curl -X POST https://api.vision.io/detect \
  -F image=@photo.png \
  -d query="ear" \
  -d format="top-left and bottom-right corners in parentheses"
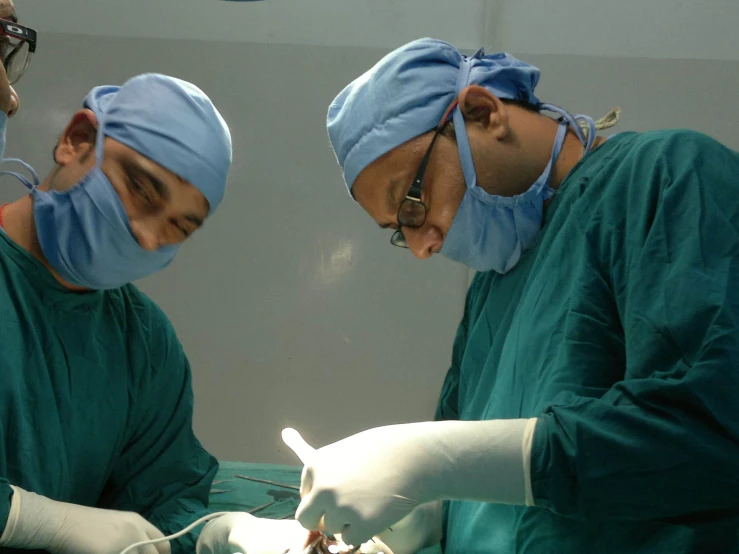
top-left (457, 85), bottom-right (509, 141)
top-left (54, 109), bottom-right (98, 166)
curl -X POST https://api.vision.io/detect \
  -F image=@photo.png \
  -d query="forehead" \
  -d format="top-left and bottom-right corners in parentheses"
top-left (352, 132), bottom-right (430, 210)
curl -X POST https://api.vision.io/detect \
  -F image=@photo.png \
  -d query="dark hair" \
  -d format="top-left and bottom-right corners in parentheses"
top-left (501, 98), bottom-right (540, 113)
top-left (439, 98), bottom-right (540, 139)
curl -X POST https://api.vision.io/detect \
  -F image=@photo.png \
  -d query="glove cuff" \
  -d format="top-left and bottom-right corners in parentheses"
top-left (432, 418), bottom-right (537, 506)
top-left (522, 418), bottom-right (537, 506)
top-left (0, 486), bottom-right (61, 550)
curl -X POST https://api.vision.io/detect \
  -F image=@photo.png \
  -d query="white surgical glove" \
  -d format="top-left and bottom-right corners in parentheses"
top-left (373, 501), bottom-right (443, 554)
top-left (0, 486), bottom-right (169, 554)
top-left (196, 512), bottom-right (391, 554)
top-left (196, 513), bottom-right (310, 554)
top-left (282, 418), bottom-right (537, 547)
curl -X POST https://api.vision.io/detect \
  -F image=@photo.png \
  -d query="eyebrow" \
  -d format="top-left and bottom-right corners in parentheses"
top-left (0, 9), bottom-right (18, 23)
top-left (184, 213), bottom-right (204, 228)
top-left (0, 13), bottom-right (17, 24)
top-left (146, 172), bottom-right (170, 201)
top-left (123, 160), bottom-right (169, 199)
top-left (126, 161), bottom-right (206, 229)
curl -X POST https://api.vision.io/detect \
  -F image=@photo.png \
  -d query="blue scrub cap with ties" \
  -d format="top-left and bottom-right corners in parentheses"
top-left (326, 37), bottom-right (542, 193)
top-left (84, 73), bottom-right (233, 215)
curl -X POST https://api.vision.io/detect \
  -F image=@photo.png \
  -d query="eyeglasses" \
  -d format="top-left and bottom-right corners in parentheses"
top-left (390, 126), bottom-right (443, 248)
top-left (0, 19), bottom-right (37, 85)
top-left (390, 100), bottom-right (458, 249)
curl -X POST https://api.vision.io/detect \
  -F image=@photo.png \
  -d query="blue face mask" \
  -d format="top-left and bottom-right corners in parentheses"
top-left (0, 140), bottom-right (179, 290)
top-left (439, 98), bottom-right (597, 274)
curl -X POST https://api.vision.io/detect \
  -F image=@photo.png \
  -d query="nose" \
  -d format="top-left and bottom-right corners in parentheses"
top-left (7, 86), bottom-right (18, 118)
top-left (404, 225), bottom-right (442, 260)
top-left (129, 219), bottom-right (160, 251)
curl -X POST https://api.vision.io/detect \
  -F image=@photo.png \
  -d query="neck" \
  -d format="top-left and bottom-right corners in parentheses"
top-left (2, 196), bottom-right (88, 291)
top-left (550, 128), bottom-right (605, 190)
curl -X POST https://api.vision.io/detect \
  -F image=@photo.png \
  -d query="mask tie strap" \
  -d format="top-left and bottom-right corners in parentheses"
top-left (453, 55), bottom-right (480, 190)
top-left (539, 103), bottom-right (596, 153)
top-left (0, 158), bottom-right (40, 191)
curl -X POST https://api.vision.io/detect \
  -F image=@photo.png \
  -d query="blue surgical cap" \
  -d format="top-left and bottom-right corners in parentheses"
top-left (84, 74), bottom-right (232, 215)
top-left (327, 38), bottom-right (541, 192)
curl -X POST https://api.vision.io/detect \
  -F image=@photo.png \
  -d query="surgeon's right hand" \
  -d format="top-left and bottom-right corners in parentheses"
top-left (0, 486), bottom-right (169, 554)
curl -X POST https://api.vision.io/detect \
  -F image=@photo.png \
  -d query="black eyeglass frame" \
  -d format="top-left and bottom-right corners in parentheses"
top-left (390, 99), bottom-right (459, 249)
top-left (0, 19), bottom-right (37, 85)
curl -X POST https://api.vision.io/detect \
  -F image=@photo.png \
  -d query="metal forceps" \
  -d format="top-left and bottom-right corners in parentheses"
top-left (235, 474), bottom-right (300, 491)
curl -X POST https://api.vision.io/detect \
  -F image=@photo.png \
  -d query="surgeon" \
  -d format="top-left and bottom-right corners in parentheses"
top-left (0, 0), bottom-right (33, 155)
top-left (0, 73), bottom-right (231, 554)
top-left (202, 37), bottom-right (739, 553)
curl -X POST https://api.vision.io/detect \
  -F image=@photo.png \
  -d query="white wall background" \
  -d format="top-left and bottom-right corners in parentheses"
top-left (2, 0), bottom-right (738, 463)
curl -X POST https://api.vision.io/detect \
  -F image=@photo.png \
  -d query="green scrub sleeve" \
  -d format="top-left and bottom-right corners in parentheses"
top-left (531, 130), bottom-right (739, 522)
top-left (98, 310), bottom-right (218, 554)
top-left (0, 481), bottom-right (11, 536)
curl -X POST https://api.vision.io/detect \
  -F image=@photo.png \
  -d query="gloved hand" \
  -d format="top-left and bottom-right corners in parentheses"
top-left (282, 418), bottom-right (537, 547)
top-left (0, 486), bottom-right (169, 554)
top-left (196, 512), bottom-right (392, 554)
top-left (197, 513), bottom-right (310, 554)
top-left (373, 501), bottom-right (443, 554)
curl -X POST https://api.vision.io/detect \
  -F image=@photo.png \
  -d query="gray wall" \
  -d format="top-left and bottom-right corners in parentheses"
top-left (1, 34), bottom-right (469, 464)
top-left (2, 32), bottom-right (737, 463)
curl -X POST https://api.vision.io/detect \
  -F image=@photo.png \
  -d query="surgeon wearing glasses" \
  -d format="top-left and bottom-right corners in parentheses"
top-left (0, 0), bottom-right (37, 155)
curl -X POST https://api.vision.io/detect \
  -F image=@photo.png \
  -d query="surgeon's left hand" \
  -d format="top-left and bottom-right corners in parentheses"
top-left (283, 419), bottom-right (538, 547)
top-left (195, 512), bottom-right (392, 554)
top-left (196, 513), bottom-right (312, 554)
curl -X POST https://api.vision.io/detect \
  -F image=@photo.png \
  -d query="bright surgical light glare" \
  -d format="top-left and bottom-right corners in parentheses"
top-left (314, 239), bottom-right (355, 285)
top-left (328, 546), bottom-right (340, 554)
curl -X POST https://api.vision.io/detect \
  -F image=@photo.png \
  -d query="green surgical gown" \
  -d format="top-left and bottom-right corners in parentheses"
top-left (0, 230), bottom-right (218, 554)
top-left (436, 130), bottom-right (739, 553)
